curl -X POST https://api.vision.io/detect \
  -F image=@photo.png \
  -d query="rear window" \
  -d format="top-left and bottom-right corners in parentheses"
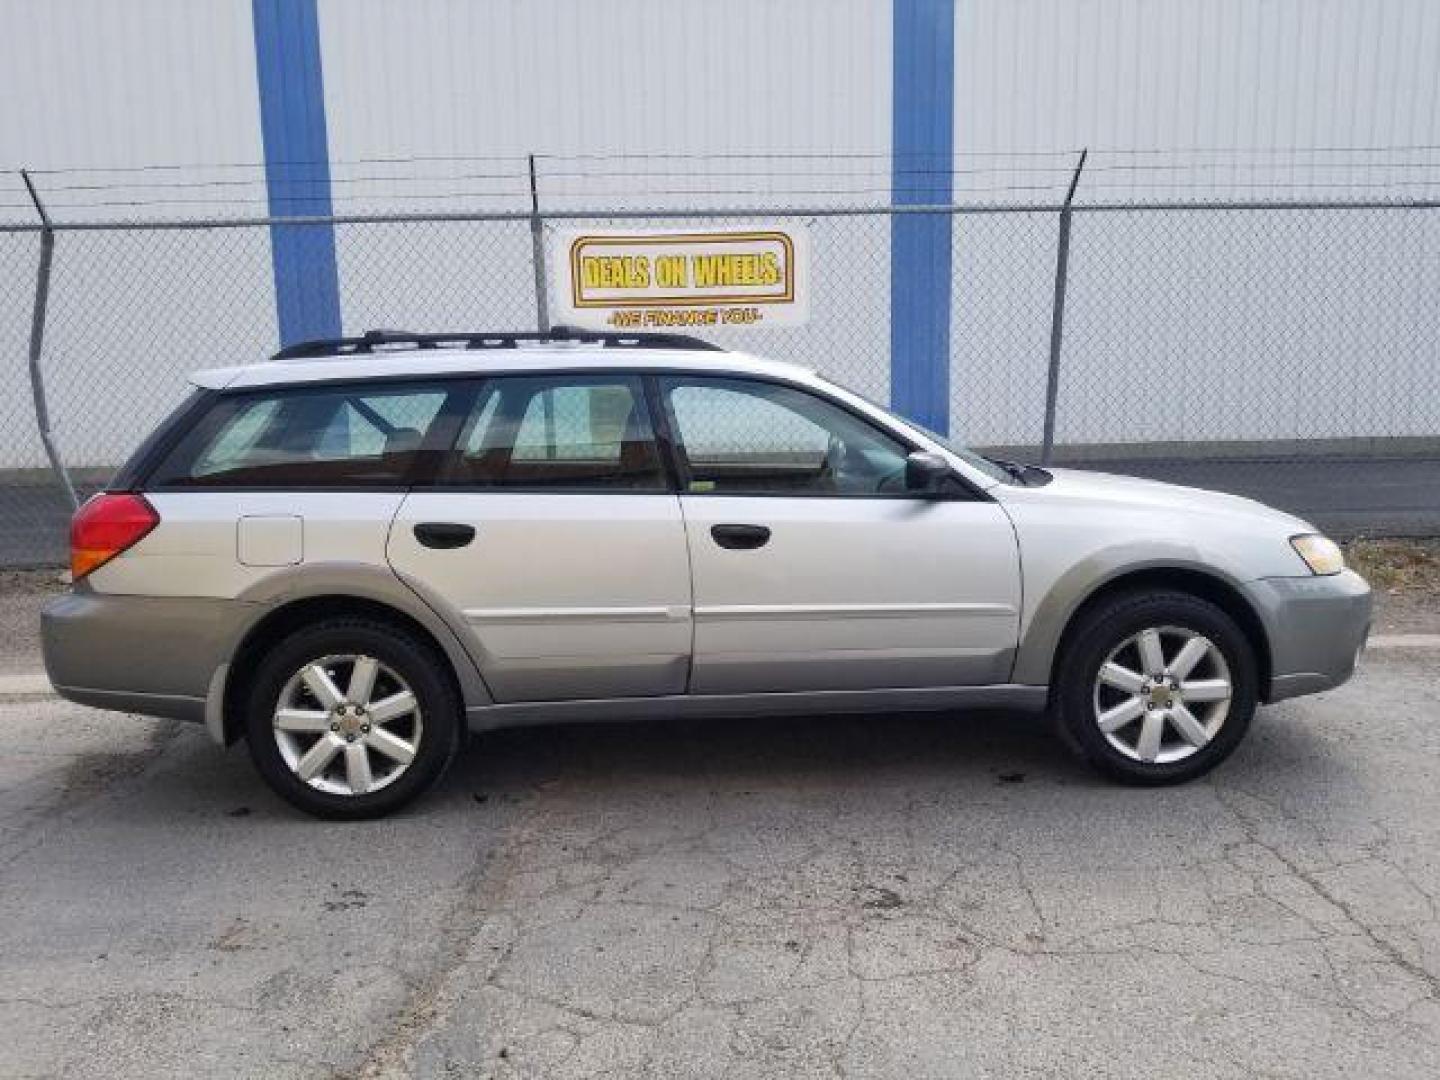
top-left (148, 382), bottom-right (452, 488)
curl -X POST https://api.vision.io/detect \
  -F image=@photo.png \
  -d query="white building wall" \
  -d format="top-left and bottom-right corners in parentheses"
top-left (316, 0), bottom-right (896, 402)
top-left (0, 0), bottom-right (263, 178)
top-left (319, 0), bottom-right (891, 170)
top-left (0, 0), bottom-right (1438, 467)
top-left (948, 0), bottom-right (1440, 447)
top-left (0, 0), bottom-right (274, 469)
top-left (956, 0), bottom-right (1440, 159)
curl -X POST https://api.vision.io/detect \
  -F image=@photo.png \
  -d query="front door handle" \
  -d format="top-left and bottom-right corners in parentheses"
top-left (711, 523), bottom-right (771, 550)
top-left (414, 522), bottom-right (476, 549)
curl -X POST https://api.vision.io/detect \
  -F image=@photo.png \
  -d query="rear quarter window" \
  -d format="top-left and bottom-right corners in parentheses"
top-left (147, 382), bottom-right (452, 488)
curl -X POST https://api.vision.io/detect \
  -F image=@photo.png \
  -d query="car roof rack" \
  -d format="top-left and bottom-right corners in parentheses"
top-left (270, 325), bottom-right (725, 361)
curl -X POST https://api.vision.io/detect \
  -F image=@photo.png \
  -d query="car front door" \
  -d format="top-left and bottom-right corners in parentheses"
top-left (388, 373), bottom-right (692, 702)
top-left (656, 375), bottom-right (1021, 695)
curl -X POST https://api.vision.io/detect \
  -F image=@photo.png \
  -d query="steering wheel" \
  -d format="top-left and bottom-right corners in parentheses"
top-left (875, 463), bottom-right (909, 493)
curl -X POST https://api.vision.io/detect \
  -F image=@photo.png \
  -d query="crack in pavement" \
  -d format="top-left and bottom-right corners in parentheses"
top-left (334, 788), bottom-right (548, 1080)
top-left (357, 711), bottom-right (1440, 1077)
top-left (7, 658), bottom-right (1440, 1078)
top-left (1208, 777), bottom-right (1440, 1004)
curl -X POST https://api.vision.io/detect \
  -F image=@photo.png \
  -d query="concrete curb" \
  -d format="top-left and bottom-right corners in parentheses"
top-left (1368, 634), bottom-right (1440, 650)
top-left (0, 672), bottom-right (53, 699)
top-left (0, 633), bottom-right (1435, 704)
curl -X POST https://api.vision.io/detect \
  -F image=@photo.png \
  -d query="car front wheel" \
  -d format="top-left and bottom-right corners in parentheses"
top-left (1053, 590), bottom-right (1258, 785)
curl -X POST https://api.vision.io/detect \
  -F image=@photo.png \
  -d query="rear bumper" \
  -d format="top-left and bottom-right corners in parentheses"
top-left (1243, 569), bottom-right (1371, 703)
top-left (42, 589), bottom-right (255, 725)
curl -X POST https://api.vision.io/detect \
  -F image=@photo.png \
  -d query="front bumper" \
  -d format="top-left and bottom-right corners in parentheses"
top-left (1243, 569), bottom-right (1371, 703)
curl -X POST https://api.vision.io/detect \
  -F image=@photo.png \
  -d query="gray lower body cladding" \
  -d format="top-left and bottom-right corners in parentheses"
top-left (42, 589), bottom-right (260, 724)
top-left (42, 568), bottom-right (1370, 732)
top-left (42, 589), bottom-right (1049, 733)
top-left (1242, 569), bottom-right (1372, 702)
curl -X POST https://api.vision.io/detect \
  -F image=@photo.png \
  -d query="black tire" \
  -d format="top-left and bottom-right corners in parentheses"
top-left (1052, 590), bottom-right (1258, 785)
top-left (244, 617), bottom-right (462, 819)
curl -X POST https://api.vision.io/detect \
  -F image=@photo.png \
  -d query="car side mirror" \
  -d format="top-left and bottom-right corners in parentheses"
top-left (904, 451), bottom-right (952, 495)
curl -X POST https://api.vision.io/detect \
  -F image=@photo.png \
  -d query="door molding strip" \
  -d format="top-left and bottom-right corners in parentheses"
top-left (464, 605), bottom-right (690, 624)
top-left (694, 602), bottom-right (1016, 621)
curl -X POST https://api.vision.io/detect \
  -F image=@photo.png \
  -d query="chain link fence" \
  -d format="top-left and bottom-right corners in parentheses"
top-left (1051, 205), bottom-right (1440, 536)
top-left (3, 197), bottom-right (1438, 566)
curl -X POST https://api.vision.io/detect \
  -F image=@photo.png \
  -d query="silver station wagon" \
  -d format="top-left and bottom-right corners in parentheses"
top-left (43, 329), bottom-right (1371, 818)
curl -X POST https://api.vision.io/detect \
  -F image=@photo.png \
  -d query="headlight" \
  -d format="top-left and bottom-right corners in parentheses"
top-left (1290, 534), bottom-right (1344, 576)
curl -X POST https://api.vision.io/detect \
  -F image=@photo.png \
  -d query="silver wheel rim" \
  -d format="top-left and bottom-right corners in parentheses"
top-left (273, 654), bottom-right (422, 796)
top-left (1092, 626), bottom-right (1232, 765)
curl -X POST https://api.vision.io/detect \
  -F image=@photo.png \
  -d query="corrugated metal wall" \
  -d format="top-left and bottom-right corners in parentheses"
top-left (2, 0), bottom-right (1439, 466)
top-left (319, 0), bottom-right (891, 170)
top-left (957, 0), bottom-right (1440, 156)
top-left (315, 0), bottom-right (896, 399)
top-left (0, 0), bottom-right (264, 213)
top-left (9, 1), bottom-right (1438, 178)
top-left (0, 0), bottom-right (277, 470)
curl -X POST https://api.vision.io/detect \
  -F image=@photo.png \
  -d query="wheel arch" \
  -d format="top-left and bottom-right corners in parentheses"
top-left (1015, 561), bottom-right (1273, 697)
top-left (213, 564), bottom-right (491, 745)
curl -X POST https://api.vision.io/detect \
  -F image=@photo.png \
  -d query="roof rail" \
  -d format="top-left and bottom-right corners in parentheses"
top-left (270, 325), bottom-right (724, 361)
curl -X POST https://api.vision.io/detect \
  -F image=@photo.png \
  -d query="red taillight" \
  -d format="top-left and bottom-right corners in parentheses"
top-left (70, 493), bottom-right (159, 580)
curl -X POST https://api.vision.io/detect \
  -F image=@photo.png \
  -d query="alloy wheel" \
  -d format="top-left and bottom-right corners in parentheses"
top-left (1092, 626), bottom-right (1232, 764)
top-left (272, 654), bottom-right (423, 796)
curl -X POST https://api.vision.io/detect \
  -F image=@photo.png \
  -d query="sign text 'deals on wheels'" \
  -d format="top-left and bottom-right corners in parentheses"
top-left (551, 227), bottom-right (811, 331)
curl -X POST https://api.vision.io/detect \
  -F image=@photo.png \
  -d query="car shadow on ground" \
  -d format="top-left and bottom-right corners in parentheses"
top-left (461, 707), bottom-right (1076, 796)
top-left (434, 701), bottom-right (1350, 827)
top-left (65, 700), bottom-right (1343, 829)
top-left (99, 708), bottom-right (1076, 823)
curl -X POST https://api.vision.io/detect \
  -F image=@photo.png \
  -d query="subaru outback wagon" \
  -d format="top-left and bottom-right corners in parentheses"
top-left (43, 329), bottom-right (1371, 818)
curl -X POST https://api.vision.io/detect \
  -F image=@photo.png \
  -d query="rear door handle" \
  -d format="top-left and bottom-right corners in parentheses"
top-left (710, 523), bottom-right (771, 550)
top-left (414, 522), bottom-right (476, 549)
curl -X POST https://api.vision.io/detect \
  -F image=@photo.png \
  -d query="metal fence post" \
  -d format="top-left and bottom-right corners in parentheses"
top-left (528, 154), bottom-right (550, 332)
top-left (21, 170), bottom-right (78, 510)
top-left (1040, 149), bottom-right (1087, 465)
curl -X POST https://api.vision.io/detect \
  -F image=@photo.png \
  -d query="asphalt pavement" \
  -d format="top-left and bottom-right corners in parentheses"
top-left (3, 648), bottom-right (1439, 1078)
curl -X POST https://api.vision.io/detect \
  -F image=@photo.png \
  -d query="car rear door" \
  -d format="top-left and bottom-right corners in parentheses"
top-left (387, 373), bottom-right (693, 702)
top-left (655, 375), bottom-right (1021, 695)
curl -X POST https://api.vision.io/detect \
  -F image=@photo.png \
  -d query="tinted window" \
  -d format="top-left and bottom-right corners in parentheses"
top-left (441, 375), bottom-right (664, 490)
top-left (660, 377), bottom-right (911, 496)
top-left (150, 383), bottom-right (450, 488)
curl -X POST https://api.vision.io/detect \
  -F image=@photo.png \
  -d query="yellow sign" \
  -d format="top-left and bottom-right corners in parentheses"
top-left (553, 228), bottom-right (810, 330)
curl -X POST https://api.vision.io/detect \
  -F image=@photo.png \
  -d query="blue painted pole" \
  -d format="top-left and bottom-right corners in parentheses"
top-left (251, 0), bottom-right (341, 346)
top-left (890, 0), bottom-right (955, 433)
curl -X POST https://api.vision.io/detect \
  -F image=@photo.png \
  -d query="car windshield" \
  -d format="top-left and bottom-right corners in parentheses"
top-left (815, 376), bottom-right (1012, 484)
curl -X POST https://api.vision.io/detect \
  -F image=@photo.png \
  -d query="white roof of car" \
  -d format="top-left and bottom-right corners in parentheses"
top-left (189, 341), bottom-right (815, 391)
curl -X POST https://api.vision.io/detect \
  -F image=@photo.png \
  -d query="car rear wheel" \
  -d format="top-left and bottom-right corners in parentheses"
top-left (1053, 590), bottom-right (1258, 785)
top-left (245, 617), bottom-right (462, 819)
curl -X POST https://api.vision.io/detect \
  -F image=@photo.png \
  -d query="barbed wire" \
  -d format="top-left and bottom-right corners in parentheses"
top-left (8, 147), bottom-right (1440, 222)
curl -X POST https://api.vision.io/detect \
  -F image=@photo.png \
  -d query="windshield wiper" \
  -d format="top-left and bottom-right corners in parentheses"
top-left (986, 456), bottom-right (1029, 484)
top-left (985, 456), bottom-right (1052, 487)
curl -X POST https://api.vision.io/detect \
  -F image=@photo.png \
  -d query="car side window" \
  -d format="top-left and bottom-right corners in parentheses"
top-left (659, 376), bottom-right (912, 497)
top-left (441, 375), bottom-right (665, 490)
top-left (149, 383), bottom-right (449, 488)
